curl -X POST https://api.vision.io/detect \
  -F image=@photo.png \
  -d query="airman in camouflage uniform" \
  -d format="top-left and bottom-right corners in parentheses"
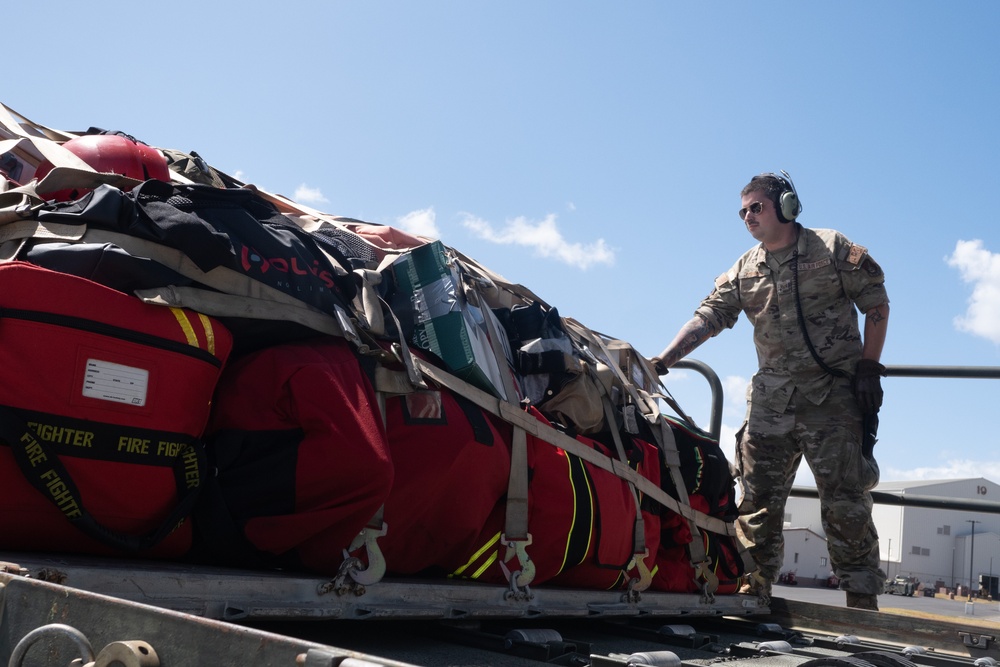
top-left (651, 172), bottom-right (889, 611)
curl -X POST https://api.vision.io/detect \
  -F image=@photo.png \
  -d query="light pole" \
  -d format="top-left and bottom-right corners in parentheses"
top-left (887, 538), bottom-right (892, 579)
top-left (968, 519), bottom-right (979, 600)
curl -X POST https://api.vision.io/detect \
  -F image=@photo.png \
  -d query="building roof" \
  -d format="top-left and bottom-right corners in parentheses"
top-left (875, 479), bottom-right (969, 491)
top-left (798, 478), bottom-right (1000, 494)
top-left (874, 477), bottom-right (999, 493)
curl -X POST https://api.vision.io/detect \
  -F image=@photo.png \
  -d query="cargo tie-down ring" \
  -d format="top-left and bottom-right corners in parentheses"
top-left (9, 623), bottom-right (159, 667)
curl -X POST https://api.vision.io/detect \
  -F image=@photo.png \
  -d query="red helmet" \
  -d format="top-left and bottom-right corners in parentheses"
top-left (35, 134), bottom-right (170, 200)
top-left (131, 140), bottom-right (171, 182)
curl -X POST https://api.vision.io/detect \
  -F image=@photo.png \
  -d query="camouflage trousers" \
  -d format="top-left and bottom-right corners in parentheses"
top-left (735, 383), bottom-right (885, 595)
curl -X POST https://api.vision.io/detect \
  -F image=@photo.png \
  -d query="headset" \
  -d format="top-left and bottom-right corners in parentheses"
top-left (771, 169), bottom-right (802, 223)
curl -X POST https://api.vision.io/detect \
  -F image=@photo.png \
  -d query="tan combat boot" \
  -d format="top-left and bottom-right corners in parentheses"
top-left (738, 573), bottom-right (772, 605)
top-left (846, 592), bottom-right (879, 610)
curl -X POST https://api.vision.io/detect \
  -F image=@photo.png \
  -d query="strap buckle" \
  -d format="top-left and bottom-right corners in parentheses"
top-left (622, 549), bottom-right (653, 603)
top-left (499, 533), bottom-right (535, 600)
top-left (319, 521), bottom-right (388, 595)
top-left (345, 520), bottom-right (388, 586)
top-left (693, 559), bottom-right (719, 604)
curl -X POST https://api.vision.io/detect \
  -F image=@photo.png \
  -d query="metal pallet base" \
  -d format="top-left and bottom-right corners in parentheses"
top-left (0, 551), bottom-right (762, 622)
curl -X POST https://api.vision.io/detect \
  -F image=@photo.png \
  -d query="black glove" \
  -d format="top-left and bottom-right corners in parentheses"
top-left (854, 359), bottom-right (886, 415)
top-left (651, 357), bottom-right (669, 376)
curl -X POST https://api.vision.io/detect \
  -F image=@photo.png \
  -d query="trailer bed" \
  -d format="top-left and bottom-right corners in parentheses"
top-left (3, 552), bottom-right (999, 667)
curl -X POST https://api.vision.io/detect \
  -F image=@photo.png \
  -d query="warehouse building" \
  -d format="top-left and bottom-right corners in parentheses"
top-left (780, 477), bottom-right (1000, 595)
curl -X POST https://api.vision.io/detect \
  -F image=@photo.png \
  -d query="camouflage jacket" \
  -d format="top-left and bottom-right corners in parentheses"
top-left (695, 224), bottom-right (888, 411)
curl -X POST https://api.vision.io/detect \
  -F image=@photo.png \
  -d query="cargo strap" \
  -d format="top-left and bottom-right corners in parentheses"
top-left (459, 278), bottom-right (535, 590)
top-left (0, 204), bottom-right (364, 343)
top-left (0, 175), bottom-right (109, 262)
top-left (36, 166), bottom-right (141, 199)
top-left (76, 228), bottom-right (360, 343)
top-left (363, 254), bottom-right (426, 389)
top-left (562, 319), bottom-right (658, 418)
top-left (501, 427), bottom-right (536, 593)
top-left (463, 282), bottom-right (520, 402)
top-left (412, 357), bottom-right (731, 537)
top-left (352, 269), bottom-right (386, 337)
top-left (455, 244), bottom-right (570, 565)
top-left (134, 285), bottom-right (355, 340)
top-left (655, 414), bottom-right (717, 598)
top-left (596, 378), bottom-right (652, 593)
top-left (0, 404), bottom-right (203, 553)
top-left (564, 319), bottom-right (698, 429)
top-left (343, 363), bottom-right (391, 589)
top-left (0, 166), bottom-right (138, 223)
top-left (452, 250), bottom-right (549, 311)
top-left (344, 326), bottom-right (427, 589)
top-left (0, 137), bottom-right (95, 190)
top-left (0, 103), bottom-right (77, 142)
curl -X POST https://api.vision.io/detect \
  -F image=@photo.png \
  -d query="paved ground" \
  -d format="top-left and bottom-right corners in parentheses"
top-left (772, 582), bottom-right (1000, 623)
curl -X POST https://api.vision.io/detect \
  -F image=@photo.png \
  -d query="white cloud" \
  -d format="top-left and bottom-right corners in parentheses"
top-left (294, 184), bottom-right (329, 205)
top-left (460, 213), bottom-right (615, 270)
top-left (716, 374), bottom-right (747, 457)
top-left (722, 375), bottom-right (748, 415)
top-left (947, 240), bottom-right (1000, 344)
top-left (397, 207), bottom-right (440, 240)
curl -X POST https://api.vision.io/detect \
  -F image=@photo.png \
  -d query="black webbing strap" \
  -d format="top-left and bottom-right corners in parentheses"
top-left (0, 405), bottom-right (204, 552)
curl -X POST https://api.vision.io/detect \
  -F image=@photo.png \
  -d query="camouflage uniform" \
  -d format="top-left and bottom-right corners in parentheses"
top-left (694, 224), bottom-right (887, 596)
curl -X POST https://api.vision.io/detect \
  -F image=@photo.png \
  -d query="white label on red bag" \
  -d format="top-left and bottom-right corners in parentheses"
top-left (82, 359), bottom-right (149, 407)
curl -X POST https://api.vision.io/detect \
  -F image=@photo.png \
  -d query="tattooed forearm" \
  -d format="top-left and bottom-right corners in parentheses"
top-left (866, 305), bottom-right (887, 326)
top-left (653, 315), bottom-right (718, 371)
top-left (861, 302), bottom-right (890, 363)
top-left (668, 318), bottom-right (715, 364)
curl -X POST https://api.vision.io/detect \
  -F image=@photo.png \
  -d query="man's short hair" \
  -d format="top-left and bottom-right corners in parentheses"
top-left (741, 173), bottom-right (787, 210)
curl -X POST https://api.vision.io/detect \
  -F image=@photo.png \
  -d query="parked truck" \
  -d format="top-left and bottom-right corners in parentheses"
top-left (884, 575), bottom-right (917, 596)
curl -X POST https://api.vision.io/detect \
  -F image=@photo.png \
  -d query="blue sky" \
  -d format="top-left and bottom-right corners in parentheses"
top-left (10, 1), bottom-right (1000, 488)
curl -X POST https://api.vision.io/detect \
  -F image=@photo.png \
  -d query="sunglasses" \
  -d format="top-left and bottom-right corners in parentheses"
top-left (738, 201), bottom-right (764, 220)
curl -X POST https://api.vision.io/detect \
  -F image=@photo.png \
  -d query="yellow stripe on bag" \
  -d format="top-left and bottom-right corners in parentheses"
top-left (560, 454), bottom-right (595, 574)
top-left (451, 531), bottom-right (502, 578)
top-left (196, 312), bottom-right (216, 355)
top-left (169, 308), bottom-right (199, 348)
top-left (470, 550), bottom-right (499, 579)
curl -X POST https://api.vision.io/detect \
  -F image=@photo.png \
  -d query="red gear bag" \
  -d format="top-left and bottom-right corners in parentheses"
top-left (200, 337), bottom-right (392, 575)
top-left (0, 261), bottom-right (232, 556)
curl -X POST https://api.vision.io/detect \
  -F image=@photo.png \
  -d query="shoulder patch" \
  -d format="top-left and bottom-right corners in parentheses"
top-left (846, 243), bottom-right (867, 266)
top-left (862, 257), bottom-right (883, 278)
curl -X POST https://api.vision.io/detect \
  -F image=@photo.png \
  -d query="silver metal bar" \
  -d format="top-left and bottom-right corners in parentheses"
top-left (885, 365), bottom-right (1000, 379)
top-left (667, 363), bottom-right (1000, 444)
top-left (790, 486), bottom-right (1000, 514)
top-left (672, 358), bottom-right (723, 440)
